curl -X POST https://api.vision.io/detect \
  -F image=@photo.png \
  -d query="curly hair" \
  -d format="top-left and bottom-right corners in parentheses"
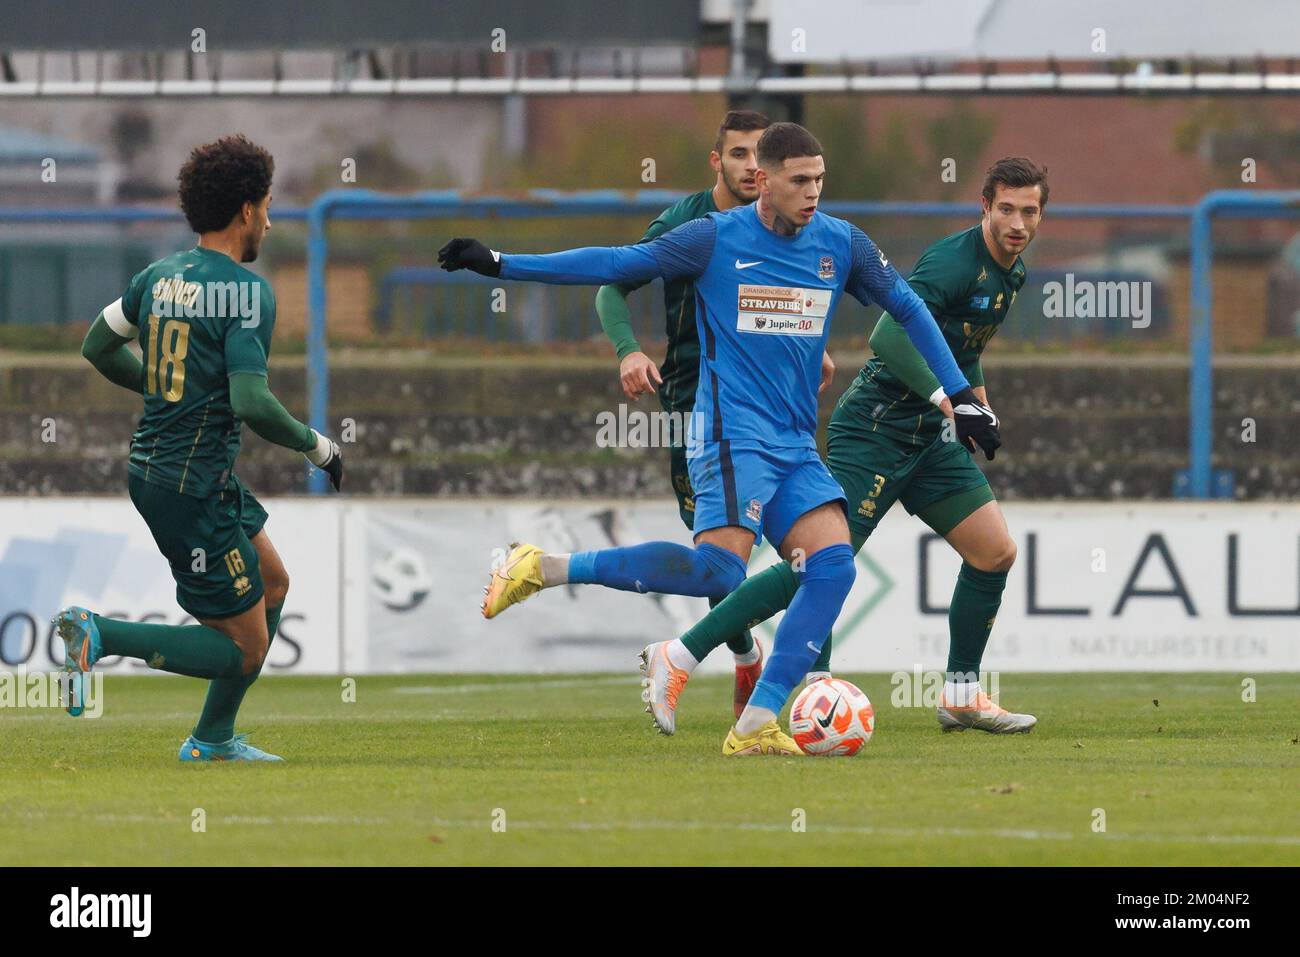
top-left (177, 135), bottom-right (274, 233)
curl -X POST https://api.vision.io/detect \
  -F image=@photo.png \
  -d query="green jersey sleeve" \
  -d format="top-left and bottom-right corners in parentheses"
top-left (119, 268), bottom-right (152, 326)
top-left (869, 313), bottom-right (943, 403)
top-left (872, 243), bottom-right (979, 402)
top-left (223, 280), bottom-right (276, 377)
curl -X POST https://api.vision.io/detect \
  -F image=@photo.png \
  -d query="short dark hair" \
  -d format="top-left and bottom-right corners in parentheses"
top-left (756, 122), bottom-right (823, 169)
top-left (713, 109), bottom-right (771, 153)
top-left (982, 156), bottom-right (1049, 209)
top-left (177, 134), bottom-right (274, 234)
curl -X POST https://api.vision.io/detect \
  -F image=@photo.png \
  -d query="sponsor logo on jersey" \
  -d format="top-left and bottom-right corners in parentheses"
top-left (969, 295), bottom-right (990, 309)
top-left (746, 499), bottom-right (763, 522)
top-left (818, 255), bottom-right (836, 280)
top-left (735, 259), bottom-right (764, 270)
top-left (736, 284), bottom-right (830, 336)
top-left (977, 266), bottom-right (988, 282)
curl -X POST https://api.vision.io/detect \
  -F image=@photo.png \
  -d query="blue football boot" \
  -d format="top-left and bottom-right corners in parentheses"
top-left (179, 732), bottom-right (284, 762)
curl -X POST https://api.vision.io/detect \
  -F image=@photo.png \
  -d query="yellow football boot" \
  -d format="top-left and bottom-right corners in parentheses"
top-left (722, 720), bottom-right (803, 756)
top-left (481, 542), bottom-right (545, 619)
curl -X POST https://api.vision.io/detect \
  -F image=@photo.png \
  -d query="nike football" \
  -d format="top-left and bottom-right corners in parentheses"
top-left (789, 678), bottom-right (875, 756)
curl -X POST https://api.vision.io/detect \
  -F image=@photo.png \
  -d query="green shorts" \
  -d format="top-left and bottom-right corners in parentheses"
top-left (128, 472), bottom-right (268, 620)
top-left (668, 439), bottom-right (697, 531)
top-left (826, 407), bottom-right (993, 540)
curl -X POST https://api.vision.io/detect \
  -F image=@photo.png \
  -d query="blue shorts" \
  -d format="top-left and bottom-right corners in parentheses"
top-left (687, 442), bottom-right (847, 549)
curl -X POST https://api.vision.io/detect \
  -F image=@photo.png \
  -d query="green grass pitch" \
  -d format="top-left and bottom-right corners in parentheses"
top-left (2, 672), bottom-right (1297, 866)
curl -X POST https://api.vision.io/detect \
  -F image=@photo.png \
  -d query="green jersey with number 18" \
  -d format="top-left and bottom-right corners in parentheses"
top-left (106, 246), bottom-right (276, 497)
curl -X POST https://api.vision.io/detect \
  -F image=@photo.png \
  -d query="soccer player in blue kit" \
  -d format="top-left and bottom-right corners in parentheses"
top-left (439, 123), bottom-right (999, 756)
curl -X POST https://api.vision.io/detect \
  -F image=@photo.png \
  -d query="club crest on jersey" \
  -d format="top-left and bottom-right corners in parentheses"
top-left (818, 256), bottom-right (835, 280)
top-left (746, 499), bottom-right (763, 522)
top-left (969, 295), bottom-right (990, 309)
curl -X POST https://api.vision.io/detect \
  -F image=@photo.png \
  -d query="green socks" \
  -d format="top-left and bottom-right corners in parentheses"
top-left (946, 563), bottom-right (1008, 679)
top-left (680, 562), bottom-right (799, 663)
top-left (711, 595), bottom-right (756, 657)
top-left (193, 603), bottom-right (281, 744)
top-left (679, 530), bottom-right (870, 667)
top-left (94, 615), bottom-right (243, 680)
top-left (673, 536), bottom-right (1006, 680)
top-left (810, 631), bottom-right (833, 674)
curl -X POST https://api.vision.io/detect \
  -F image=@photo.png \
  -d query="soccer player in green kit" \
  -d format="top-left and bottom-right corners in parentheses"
top-left (595, 110), bottom-right (837, 728)
top-left (652, 157), bottom-right (1047, 734)
top-left (55, 134), bottom-right (343, 761)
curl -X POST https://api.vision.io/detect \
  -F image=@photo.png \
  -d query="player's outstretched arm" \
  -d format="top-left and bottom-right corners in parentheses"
top-left (228, 373), bottom-right (343, 491)
top-left (81, 310), bottom-right (143, 394)
top-left (438, 216), bottom-right (716, 287)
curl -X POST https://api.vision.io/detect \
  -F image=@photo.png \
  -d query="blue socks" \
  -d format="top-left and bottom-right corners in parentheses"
top-left (568, 541), bottom-right (746, 600)
top-left (748, 543), bottom-right (856, 714)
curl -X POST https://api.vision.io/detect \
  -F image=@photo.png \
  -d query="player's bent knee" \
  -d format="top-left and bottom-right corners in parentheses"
top-left (265, 571), bottom-right (289, 608)
top-left (696, 541), bottom-right (748, 599)
top-left (970, 536), bottom-right (1017, 573)
top-left (232, 631), bottom-right (269, 676)
top-left (240, 640), bottom-right (268, 676)
top-left (804, 543), bottom-right (856, 599)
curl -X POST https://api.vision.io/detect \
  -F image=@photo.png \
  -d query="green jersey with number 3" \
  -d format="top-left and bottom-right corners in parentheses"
top-left (117, 245), bottom-right (276, 497)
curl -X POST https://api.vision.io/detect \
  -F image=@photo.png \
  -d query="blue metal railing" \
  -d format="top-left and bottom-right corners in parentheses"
top-left (300, 190), bottom-right (1200, 493)
top-left (1183, 190), bottom-right (1300, 498)
top-left (3, 190), bottom-right (1295, 497)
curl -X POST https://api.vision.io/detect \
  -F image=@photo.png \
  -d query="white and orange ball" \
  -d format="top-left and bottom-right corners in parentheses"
top-left (789, 678), bottom-right (875, 756)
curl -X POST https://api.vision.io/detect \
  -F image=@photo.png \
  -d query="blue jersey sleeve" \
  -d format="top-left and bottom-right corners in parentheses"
top-left (501, 216), bottom-right (715, 285)
top-left (846, 225), bottom-right (969, 397)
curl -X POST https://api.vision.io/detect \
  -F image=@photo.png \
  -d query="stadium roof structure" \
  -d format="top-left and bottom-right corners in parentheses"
top-left (764, 0), bottom-right (1300, 63)
top-left (1, 0), bottom-right (1298, 97)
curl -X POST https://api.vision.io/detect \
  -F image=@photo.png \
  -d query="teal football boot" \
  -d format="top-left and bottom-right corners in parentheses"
top-left (51, 606), bottom-right (102, 717)
top-left (179, 732), bottom-right (284, 762)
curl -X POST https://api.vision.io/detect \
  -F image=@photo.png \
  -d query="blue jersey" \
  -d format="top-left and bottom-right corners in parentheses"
top-left (500, 204), bottom-right (968, 450)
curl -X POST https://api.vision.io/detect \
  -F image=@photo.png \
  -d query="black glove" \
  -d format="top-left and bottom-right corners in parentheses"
top-left (949, 386), bottom-right (1001, 461)
top-left (304, 429), bottom-right (344, 491)
top-left (437, 238), bottom-right (502, 277)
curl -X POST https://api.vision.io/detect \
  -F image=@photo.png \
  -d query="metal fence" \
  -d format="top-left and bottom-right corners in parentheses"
top-left (3, 190), bottom-right (1298, 497)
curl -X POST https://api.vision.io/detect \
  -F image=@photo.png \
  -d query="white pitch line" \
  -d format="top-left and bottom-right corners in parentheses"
top-left (389, 676), bottom-right (640, 695)
top-left (10, 809), bottom-right (1298, 846)
top-left (418, 818), bottom-right (1300, 847)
